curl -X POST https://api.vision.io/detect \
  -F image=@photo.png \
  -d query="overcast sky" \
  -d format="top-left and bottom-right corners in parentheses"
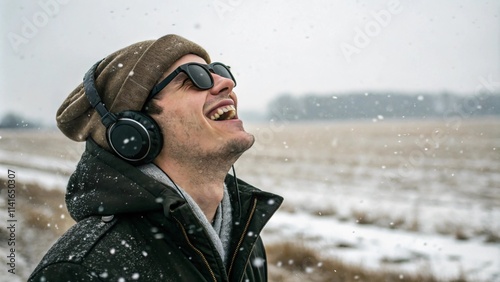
top-left (1, 0), bottom-right (499, 126)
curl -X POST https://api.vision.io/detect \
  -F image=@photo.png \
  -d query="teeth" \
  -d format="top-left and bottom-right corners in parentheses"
top-left (226, 110), bottom-right (236, 120)
top-left (210, 105), bottom-right (236, 121)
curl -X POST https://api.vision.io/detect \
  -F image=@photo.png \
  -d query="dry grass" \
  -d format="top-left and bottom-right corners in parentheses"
top-left (0, 177), bottom-right (74, 270)
top-left (266, 241), bottom-right (466, 282)
top-left (20, 184), bottom-right (74, 234)
top-left (349, 209), bottom-right (420, 232)
top-left (0, 178), bottom-right (74, 234)
top-left (243, 118), bottom-right (500, 176)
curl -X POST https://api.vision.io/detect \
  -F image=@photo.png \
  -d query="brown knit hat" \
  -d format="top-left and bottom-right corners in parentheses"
top-left (56, 34), bottom-right (211, 150)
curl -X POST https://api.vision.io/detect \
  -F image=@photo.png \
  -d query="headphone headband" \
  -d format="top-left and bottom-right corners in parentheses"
top-left (83, 60), bottom-right (117, 127)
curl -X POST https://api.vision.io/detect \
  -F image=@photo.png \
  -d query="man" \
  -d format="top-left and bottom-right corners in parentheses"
top-left (29, 34), bottom-right (283, 282)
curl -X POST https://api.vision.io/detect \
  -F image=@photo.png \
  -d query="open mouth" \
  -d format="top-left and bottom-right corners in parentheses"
top-left (209, 105), bottom-right (237, 121)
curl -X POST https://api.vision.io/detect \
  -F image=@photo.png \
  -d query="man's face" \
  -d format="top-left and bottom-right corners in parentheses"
top-left (151, 54), bottom-right (255, 165)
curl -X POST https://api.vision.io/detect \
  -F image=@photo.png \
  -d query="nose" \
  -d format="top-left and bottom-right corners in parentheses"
top-left (209, 73), bottom-right (235, 96)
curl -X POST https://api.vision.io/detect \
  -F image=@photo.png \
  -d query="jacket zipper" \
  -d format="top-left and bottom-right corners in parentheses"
top-left (227, 198), bottom-right (258, 280)
top-left (173, 217), bottom-right (217, 282)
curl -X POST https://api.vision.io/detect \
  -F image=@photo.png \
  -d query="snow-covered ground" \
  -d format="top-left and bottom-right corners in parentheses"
top-left (239, 119), bottom-right (500, 281)
top-left (0, 119), bottom-right (499, 281)
top-left (257, 176), bottom-right (500, 281)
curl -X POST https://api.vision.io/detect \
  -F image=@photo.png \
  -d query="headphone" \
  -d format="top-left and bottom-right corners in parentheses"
top-left (83, 60), bottom-right (163, 164)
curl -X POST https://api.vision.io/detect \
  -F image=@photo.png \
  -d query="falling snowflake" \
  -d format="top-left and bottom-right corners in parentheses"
top-left (252, 257), bottom-right (265, 268)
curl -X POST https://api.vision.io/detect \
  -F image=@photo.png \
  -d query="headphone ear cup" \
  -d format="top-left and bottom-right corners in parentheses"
top-left (106, 111), bottom-right (163, 164)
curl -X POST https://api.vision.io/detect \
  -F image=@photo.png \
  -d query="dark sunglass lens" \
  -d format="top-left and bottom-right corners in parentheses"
top-left (212, 64), bottom-right (232, 79)
top-left (187, 64), bottom-right (212, 89)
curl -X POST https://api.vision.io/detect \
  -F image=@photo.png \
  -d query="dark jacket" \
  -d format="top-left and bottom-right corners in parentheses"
top-left (29, 139), bottom-right (283, 282)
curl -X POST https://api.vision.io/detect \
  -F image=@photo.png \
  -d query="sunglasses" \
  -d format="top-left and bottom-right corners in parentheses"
top-left (148, 62), bottom-right (236, 100)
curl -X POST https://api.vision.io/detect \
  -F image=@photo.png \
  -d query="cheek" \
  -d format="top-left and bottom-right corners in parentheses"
top-left (230, 92), bottom-right (238, 107)
top-left (161, 106), bottom-right (205, 135)
top-left (155, 94), bottom-right (208, 132)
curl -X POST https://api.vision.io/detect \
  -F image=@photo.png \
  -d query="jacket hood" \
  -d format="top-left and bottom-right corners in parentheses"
top-left (66, 139), bottom-right (184, 222)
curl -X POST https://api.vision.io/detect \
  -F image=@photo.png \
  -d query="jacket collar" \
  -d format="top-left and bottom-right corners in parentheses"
top-left (66, 139), bottom-right (283, 226)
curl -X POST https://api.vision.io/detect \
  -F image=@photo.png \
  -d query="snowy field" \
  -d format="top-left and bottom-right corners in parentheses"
top-left (0, 118), bottom-right (499, 281)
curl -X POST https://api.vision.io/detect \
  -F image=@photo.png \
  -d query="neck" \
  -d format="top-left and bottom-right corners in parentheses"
top-left (154, 157), bottom-right (235, 222)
